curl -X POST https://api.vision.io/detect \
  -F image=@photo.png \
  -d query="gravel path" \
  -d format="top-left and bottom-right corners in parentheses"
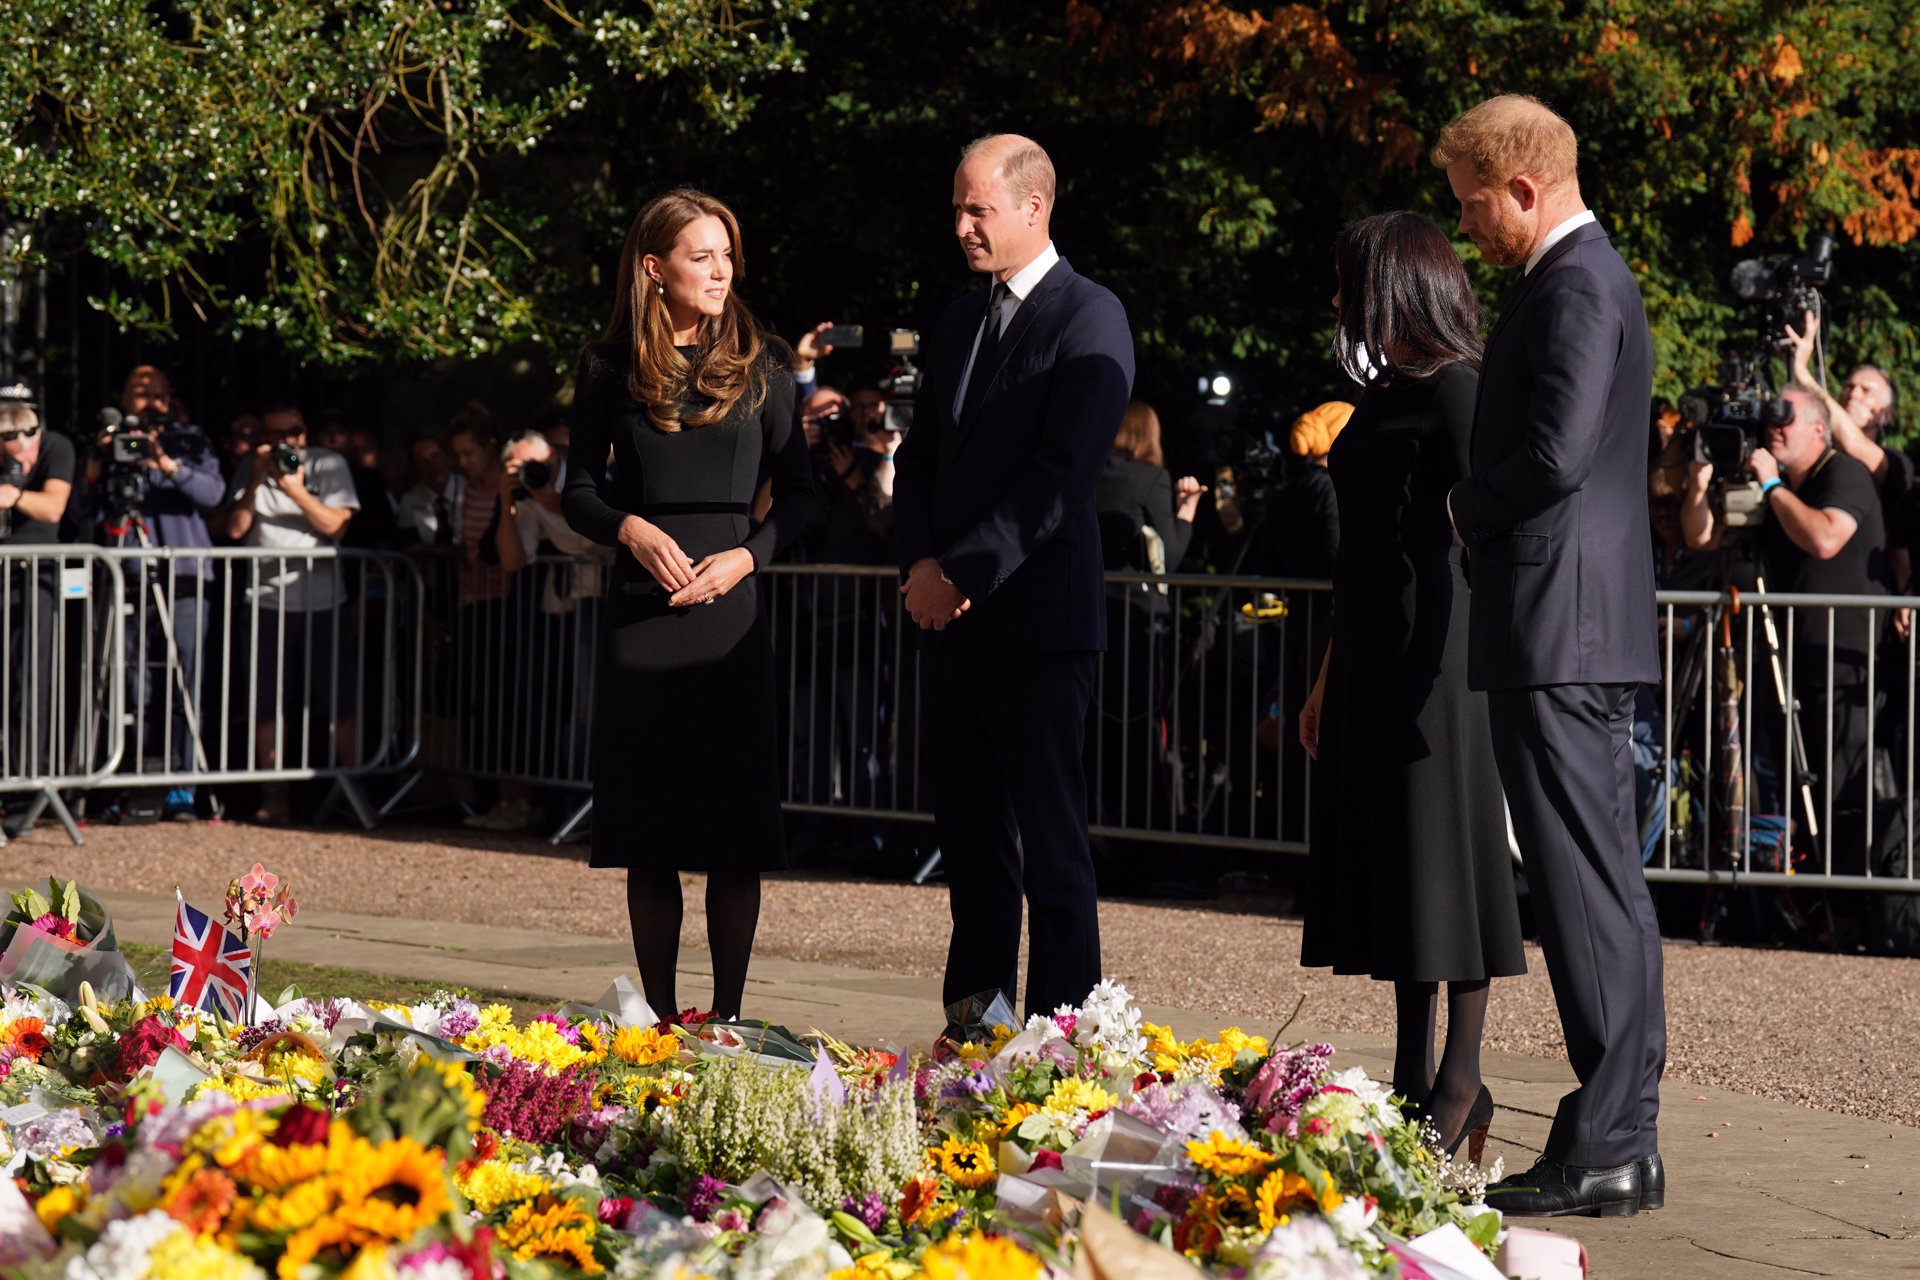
top-left (9, 820), bottom-right (1917, 1128)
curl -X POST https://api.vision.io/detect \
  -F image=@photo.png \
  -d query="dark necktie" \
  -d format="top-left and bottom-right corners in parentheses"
top-left (961, 282), bottom-right (1012, 423)
top-left (433, 494), bottom-right (453, 544)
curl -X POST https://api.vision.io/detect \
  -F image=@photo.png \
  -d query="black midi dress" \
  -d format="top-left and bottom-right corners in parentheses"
top-left (562, 343), bottom-right (814, 871)
top-left (1299, 362), bottom-right (1526, 982)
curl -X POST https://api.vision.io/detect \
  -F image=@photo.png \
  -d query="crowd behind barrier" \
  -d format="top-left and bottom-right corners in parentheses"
top-left (5, 539), bottom-right (1919, 893)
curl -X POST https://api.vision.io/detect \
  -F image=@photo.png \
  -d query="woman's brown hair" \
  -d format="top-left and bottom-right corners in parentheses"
top-left (601, 188), bottom-right (769, 432)
top-left (1112, 400), bottom-right (1164, 468)
top-left (1334, 211), bottom-right (1482, 385)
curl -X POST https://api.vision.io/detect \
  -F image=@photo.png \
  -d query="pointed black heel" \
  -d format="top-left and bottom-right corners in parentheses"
top-left (1437, 1085), bottom-right (1495, 1162)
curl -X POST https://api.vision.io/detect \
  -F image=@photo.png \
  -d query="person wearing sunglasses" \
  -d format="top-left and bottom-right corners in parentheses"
top-left (0, 396), bottom-right (76, 799)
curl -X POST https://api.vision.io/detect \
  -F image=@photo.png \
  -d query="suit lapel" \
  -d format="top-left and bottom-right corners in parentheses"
top-left (953, 258), bottom-right (1072, 448)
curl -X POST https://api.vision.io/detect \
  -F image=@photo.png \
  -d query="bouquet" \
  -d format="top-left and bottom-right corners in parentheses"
top-left (0, 878), bottom-right (137, 1002)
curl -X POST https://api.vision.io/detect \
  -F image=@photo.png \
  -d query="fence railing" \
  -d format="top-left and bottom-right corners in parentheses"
top-left (5, 544), bottom-right (1918, 895)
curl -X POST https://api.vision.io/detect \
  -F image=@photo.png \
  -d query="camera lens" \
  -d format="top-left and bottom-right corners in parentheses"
top-left (519, 458), bottom-right (552, 491)
top-left (273, 445), bottom-right (302, 475)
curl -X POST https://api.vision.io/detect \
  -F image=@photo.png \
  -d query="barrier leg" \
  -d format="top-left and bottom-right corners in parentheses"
top-left (912, 847), bottom-right (944, 885)
top-left (314, 777), bottom-right (380, 831)
top-left (6, 785), bottom-right (84, 847)
top-left (549, 795), bottom-right (593, 846)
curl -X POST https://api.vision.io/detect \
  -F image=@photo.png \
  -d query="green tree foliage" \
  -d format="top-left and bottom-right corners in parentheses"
top-left (6, 1), bottom-right (1920, 440)
top-left (0, 0), bottom-right (801, 362)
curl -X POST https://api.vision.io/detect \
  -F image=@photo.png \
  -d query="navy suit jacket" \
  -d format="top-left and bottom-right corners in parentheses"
top-left (1450, 222), bottom-right (1660, 690)
top-left (894, 257), bottom-right (1135, 652)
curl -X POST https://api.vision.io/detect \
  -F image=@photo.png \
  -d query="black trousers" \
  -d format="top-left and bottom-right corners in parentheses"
top-left (1489, 683), bottom-right (1666, 1168)
top-left (928, 647), bottom-right (1100, 1018)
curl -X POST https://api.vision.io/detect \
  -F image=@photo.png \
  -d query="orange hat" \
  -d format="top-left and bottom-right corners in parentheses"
top-left (1289, 401), bottom-right (1355, 457)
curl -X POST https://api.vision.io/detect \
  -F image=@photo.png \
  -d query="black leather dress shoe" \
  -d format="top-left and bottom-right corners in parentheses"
top-left (1636, 1152), bottom-right (1665, 1210)
top-left (1486, 1156), bottom-right (1642, 1218)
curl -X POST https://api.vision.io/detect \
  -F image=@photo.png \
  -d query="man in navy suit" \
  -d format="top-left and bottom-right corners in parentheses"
top-left (893, 133), bottom-right (1135, 1026)
top-left (1435, 96), bottom-right (1666, 1217)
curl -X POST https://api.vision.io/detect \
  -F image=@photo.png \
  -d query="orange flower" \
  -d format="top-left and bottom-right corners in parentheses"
top-left (2, 1017), bottom-right (49, 1061)
top-left (899, 1175), bottom-right (942, 1226)
top-left (166, 1166), bottom-right (240, 1236)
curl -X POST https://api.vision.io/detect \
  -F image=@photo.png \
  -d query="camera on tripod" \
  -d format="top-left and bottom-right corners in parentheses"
top-left (96, 406), bottom-right (162, 465)
top-left (879, 328), bottom-right (920, 435)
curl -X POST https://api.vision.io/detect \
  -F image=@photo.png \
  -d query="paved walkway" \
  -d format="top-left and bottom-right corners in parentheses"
top-left (99, 892), bottom-right (1916, 1277)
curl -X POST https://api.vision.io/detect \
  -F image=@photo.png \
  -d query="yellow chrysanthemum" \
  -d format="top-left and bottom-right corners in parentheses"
top-left (929, 1136), bottom-right (997, 1190)
top-left (191, 1075), bottom-right (299, 1106)
top-left (473, 1004), bottom-right (515, 1036)
top-left (331, 1137), bottom-right (453, 1239)
top-left (576, 1021), bottom-right (609, 1065)
top-left (918, 1231), bottom-right (1044, 1280)
top-left (187, 1108), bottom-right (277, 1170)
top-left (610, 1024), bottom-right (682, 1066)
top-left (1142, 1021), bottom-right (1182, 1058)
top-left (1039, 1078), bottom-right (1116, 1125)
top-left (1217, 1027), bottom-right (1269, 1058)
top-left (34, 1184), bottom-right (83, 1233)
top-left (276, 1217), bottom-right (376, 1280)
top-left (148, 1227), bottom-right (267, 1280)
top-left (1154, 1038), bottom-right (1237, 1085)
top-left (499, 1196), bottom-right (605, 1275)
top-left (455, 1160), bottom-right (553, 1215)
top-left (1185, 1131), bottom-right (1276, 1179)
top-left (250, 1177), bottom-right (336, 1234)
top-left (460, 1019), bottom-right (592, 1075)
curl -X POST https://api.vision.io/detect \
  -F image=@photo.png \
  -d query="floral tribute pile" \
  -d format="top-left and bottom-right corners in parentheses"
top-left (0, 886), bottom-right (1508, 1280)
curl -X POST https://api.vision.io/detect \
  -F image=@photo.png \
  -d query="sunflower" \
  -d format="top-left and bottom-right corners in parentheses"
top-left (929, 1136), bottom-right (997, 1190)
top-left (997, 1103), bottom-right (1038, 1137)
top-left (898, 1175), bottom-right (942, 1227)
top-left (276, 1218), bottom-right (376, 1280)
top-left (1185, 1131), bottom-right (1276, 1179)
top-left (918, 1231), bottom-right (1044, 1280)
top-left (331, 1137), bottom-right (453, 1239)
top-left (499, 1196), bottom-right (605, 1275)
top-left (235, 1137), bottom-right (331, 1194)
top-left (1254, 1170), bottom-right (1315, 1231)
top-left (609, 1024), bottom-right (681, 1066)
top-left (250, 1177), bottom-right (335, 1235)
top-left (575, 1021), bottom-right (609, 1065)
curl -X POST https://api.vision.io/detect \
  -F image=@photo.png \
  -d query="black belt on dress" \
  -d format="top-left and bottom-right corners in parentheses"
top-left (636, 502), bottom-right (751, 516)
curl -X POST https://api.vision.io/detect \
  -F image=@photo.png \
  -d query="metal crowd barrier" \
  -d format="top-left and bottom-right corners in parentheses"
top-left (7, 540), bottom-right (1919, 901)
top-left (1, 545), bottom-right (125, 845)
top-left (1648, 589), bottom-right (1920, 894)
top-left (385, 547), bottom-right (604, 840)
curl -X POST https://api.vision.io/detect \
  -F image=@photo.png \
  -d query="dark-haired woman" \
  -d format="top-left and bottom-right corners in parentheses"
top-left (564, 189), bottom-right (813, 1022)
top-left (1297, 211), bottom-right (1525, 1160)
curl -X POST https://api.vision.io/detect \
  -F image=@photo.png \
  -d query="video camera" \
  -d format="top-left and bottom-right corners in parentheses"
top-left (879, 328), bottom-right (920, 435)
top-left (1674, 235), bottom-right (1835, 529)
top-left (96, 406), bottom-right (164, 465)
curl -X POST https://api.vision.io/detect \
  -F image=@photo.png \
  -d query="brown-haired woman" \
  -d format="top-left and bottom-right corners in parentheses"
top-left (1296, 210), bottom-right (1524, 1159)
top-left (1096, 401), bottom-right (1206, 577)
top-left (563, 187), bottom-right (813, 1022)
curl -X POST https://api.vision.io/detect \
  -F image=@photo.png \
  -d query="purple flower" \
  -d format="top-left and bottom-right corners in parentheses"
top-left (1244, 1044), bottom-right (1333, 1129)
top-left (941, 1066), bottom-right (996, 1103)
top-left (712, 1207), bottom-right (749, 1233)
top-left (230, 1019), bottom-right (286, 1055)
top-left (439, 999), bottom-right (480, 1040)
top-left (686, 1175), bottom-right (726, 1223)
top-left (842, 1191), bottom-right (887, 1232)
top-left (1120, 1081), bottom-right (1244, 1143)
top-left (478, 1060), bottom-right (594, 1143)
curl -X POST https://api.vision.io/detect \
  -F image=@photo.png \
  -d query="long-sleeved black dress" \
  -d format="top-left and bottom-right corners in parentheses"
top-left (563, 343), bottom-right (814, 871)
top-left (1299, 361), bottom-right (1525, 982)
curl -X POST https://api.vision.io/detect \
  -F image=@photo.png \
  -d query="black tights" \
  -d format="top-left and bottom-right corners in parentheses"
top-left (1392, 978), bottom-right (1491, 1145)
top-left (625, 869), bottom-right (762, 1021)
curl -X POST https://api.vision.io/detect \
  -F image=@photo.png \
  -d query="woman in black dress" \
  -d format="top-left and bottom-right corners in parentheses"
top-left (1297, 211), bottom-right (1525, 1159)
top-left (563, 188), bottom-right (813, 1021)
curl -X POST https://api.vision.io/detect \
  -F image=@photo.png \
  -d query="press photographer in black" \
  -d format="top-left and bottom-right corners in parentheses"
top-left (81, 366), bottom-right (226, 819)
top-left (1681, 385), bottom-right (1895, 879)
top-left (0, 392), bottom-right (75, 790)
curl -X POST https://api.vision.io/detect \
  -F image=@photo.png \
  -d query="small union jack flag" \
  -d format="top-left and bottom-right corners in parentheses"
top-left (170, 892), bottom-right (253, 1021)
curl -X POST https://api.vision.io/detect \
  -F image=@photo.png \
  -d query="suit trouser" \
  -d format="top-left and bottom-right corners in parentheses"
top-left (928, 647), bottom-right (1100, 1018)
top-left (1489, 682), bottom-right (1665, 1168)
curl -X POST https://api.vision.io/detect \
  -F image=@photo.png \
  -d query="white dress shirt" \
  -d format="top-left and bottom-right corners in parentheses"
top-left (1526, 209), bottom-right (1598, 275)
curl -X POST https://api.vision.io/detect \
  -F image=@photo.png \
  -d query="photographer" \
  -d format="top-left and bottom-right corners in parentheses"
top-left (1682, 386), bottom-right (1894, 869)
top-left (0, 396), bottom-right (74, 787)
top-left (81, 367), bottom-right (226, 817)
top-left (224, 403), bottom-right (361, 819)
top-left (1784, 311), bottom-right (1912, 628)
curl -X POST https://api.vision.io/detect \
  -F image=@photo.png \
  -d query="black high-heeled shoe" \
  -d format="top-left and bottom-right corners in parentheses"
top-left (1435, 1085), bottom-right (1495, 1162)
